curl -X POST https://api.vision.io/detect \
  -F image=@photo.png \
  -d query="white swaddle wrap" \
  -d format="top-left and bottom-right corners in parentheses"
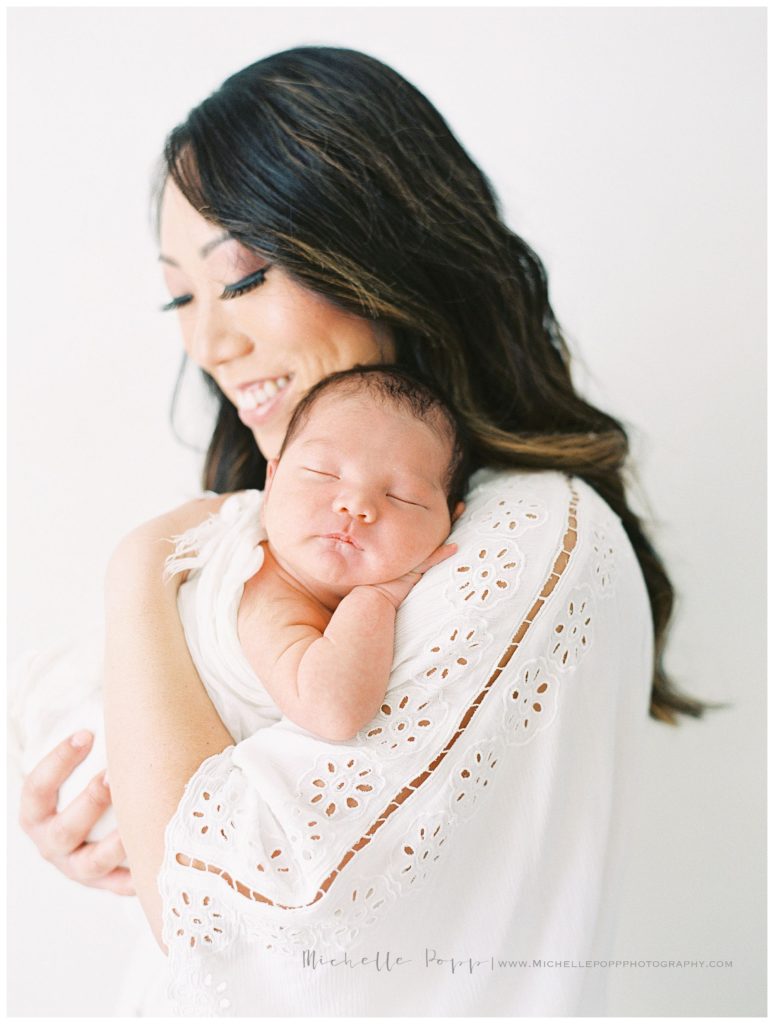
top-left (167, 488), bottom-right (280, 741)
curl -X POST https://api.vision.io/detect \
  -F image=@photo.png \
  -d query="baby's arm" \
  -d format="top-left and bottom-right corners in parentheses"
top-left (272, 588), bottom-right (397, 742)
top-left (243, 543), bottom-right (456, 743)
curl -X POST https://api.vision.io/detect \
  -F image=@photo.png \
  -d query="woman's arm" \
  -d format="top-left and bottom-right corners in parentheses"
top-left (103, 495), bottom-right (236, 951)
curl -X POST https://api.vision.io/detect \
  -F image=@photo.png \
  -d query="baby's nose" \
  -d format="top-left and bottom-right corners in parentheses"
top-left (334, 492), bottom-right (377, 523)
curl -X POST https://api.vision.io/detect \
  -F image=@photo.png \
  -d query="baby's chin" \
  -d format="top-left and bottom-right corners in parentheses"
top-left (305, 550), bottom-right (409, 591)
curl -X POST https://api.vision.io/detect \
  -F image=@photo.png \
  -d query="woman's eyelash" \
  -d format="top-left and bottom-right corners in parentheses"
top-left (160, 294), bottom-right (193, 313)
top-left (220, 266), bottom-right (270, 299)
top-left (160, 266), bottom-right (271, 312)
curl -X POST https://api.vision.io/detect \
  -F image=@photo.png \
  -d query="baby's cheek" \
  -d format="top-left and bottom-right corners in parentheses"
top-left (383, 546), bottom-right (423, 579)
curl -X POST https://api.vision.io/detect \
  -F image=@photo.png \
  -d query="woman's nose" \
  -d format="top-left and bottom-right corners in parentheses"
top-left (334, 490), bottom-right (377, 524)
top-left (185, 299), bottom-right (252, 371)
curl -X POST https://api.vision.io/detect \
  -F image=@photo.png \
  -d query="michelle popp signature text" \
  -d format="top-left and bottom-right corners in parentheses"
top-left (301, 949), bottom-right (496, 975)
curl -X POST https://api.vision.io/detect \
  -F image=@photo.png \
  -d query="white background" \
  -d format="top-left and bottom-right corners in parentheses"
top-left (7, 6), bottom-right (765, 1016)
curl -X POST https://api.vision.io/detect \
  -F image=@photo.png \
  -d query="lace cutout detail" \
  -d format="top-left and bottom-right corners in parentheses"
top-left (241, 876), bottom-right (399, 957)
top-left (446, 541), bottom-right (524, 609)
top-left (449, 738), bottom-right (501, 822)
top-left (328, 875), bottom-right (398, 948)
top-left (413, 617), bottom-right (490, 687)
top-left (252, 840), bottom-right (301, 888)
top-left (168, 888), bottom-right (239, 953)
top-left (243, 914), bottom-right (326, 956)
top-left (358, 689), bottom-right (451, 758)
top-left (172, 967), bottom-right (235, 1016)
top-left (590, 522), bottom-right (617, 598)
top-left (282, 753), bottom-right (387, 868)
top-left (478, 490), bottom-right (548, 537)
top-left (298, 753), bottom-right (385, 823)
top-left (394, 812), bottom-right (452, 891)
top-left (503, 657), bottom-right (559, 744)
top-left (188, 788), bottom-right (238, 848)
top-left (549, 585), bottom-right (594, 671)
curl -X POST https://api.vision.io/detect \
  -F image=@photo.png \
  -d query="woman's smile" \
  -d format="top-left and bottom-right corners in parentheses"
top-left (232, 374), bottom-right (294, 427)
top-left (158, 179), bottom-right (395, 459)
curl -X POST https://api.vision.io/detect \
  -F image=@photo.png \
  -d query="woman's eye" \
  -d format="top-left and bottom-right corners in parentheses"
top-left (159, 265), bottom-right (271, 312)
top-left (160, 294), bottom-right (193, 313)
top-left (220, 266), bottom-right (270, 300)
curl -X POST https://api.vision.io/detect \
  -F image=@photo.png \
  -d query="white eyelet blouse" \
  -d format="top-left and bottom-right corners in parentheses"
top-left (157, 466), bottom-right (654, 1016)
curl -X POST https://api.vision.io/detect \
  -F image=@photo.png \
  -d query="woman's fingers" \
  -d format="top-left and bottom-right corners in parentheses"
top-left (37, 769), bottom-right (113, 862)
top-left (17, 733), bottom-right (135, 894)
top-left (86, 867), bottom-right (136, 897)
top-left (67, 829), bottom-right (133, 892)
top-left (18, 731), bottom-right (95, 835)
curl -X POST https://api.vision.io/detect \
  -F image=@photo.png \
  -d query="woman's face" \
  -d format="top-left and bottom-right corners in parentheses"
top-left (158, 179), bottom-right (395, 459)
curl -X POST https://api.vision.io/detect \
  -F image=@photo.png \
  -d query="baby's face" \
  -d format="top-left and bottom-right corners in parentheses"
top-left (263, 392), bottom-right (456, 599)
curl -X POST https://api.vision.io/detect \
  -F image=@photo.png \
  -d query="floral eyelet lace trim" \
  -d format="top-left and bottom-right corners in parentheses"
top-left (170, 481), bottom-right (580, 910)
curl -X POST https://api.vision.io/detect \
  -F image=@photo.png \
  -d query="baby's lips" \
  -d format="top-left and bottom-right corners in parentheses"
top-left (321, 532), bottom-right (364, 551)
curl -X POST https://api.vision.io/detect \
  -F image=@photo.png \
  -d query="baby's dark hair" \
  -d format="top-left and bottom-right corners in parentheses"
top-left (278, 364), bottom-right (471, 511)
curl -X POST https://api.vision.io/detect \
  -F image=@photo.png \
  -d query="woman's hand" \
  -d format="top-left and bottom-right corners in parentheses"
top-left (18, 731), bottom-right (135, 896)
top-left (366, 541), bottom-right (458, 610)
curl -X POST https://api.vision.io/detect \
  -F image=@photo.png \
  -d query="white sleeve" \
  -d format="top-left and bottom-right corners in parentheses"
top-left (158, 468), bottom-right (654, 1016)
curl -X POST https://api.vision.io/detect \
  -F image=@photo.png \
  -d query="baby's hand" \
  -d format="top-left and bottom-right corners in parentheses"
top-left (365, 542), bottom-right (458, 611)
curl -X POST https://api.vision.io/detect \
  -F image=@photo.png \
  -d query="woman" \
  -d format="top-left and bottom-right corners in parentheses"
top-left (19, 46), bottom-right (712, 1014)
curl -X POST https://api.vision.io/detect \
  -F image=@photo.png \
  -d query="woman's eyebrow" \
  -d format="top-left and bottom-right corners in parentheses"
top-left (158, 231), bottom-right (232, 267)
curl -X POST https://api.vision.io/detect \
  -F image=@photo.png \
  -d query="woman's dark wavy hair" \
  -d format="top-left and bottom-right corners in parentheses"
top-left (158, 45), bottom-right (723, 725)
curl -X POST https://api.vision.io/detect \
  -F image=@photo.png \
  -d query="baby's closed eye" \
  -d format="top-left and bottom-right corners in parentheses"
top-left (387, 494), bottom-right (426, 508)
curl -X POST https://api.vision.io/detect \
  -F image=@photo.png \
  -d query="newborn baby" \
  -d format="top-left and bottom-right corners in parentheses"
top-left (232, 364), bottom-right (468, 742)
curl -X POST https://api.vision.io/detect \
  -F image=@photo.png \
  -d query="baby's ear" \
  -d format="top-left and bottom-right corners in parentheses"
top-left (451, 500), bottom-right (465, 523)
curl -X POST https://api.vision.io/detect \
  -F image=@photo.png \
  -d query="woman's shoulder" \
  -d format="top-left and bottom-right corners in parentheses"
top-left (393, 465), bottom-right (648, 690)
top-left (453, 467), bottom-right (632, 603)
top-left (117, 490), bottom-right (258, 546)
top-left (467, 465), bottom-right (569, 504)
top-left (467, 467), bottom-right (621, 534)
top-left (162, 489), bottom-right (265, 581)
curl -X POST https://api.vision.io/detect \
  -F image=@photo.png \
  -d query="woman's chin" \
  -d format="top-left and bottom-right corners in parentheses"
top-left (251, 426), bottom-right (283, 462)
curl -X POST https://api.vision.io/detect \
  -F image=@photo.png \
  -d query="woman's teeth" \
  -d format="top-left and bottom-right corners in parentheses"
top-left (235, 376), bottom-right (291, 410)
